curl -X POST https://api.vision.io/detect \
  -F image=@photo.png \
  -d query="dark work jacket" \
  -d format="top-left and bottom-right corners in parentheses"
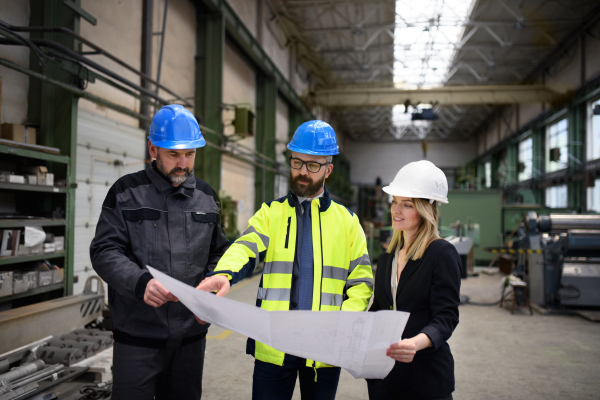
top-left (369, 239), bottom-right (461, 399)
top-left (90, 163), bottom-right (230, 345)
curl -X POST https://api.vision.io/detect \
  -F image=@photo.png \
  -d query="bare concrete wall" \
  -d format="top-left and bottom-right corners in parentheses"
top-left (152, 0), bottom-right (196, 103)
top-left (261, 2), bottom-right (290, 81)
top-left (80, 0), bottom-right (142, 126)
top-left (80, 0), bottom-right (195, 127)
top-left (222, 42), bottom-right (256, 234)
top-left (227, 0), bottom-right (257, 38)
top-left (345, 140), bottom-right (476, 186)
top-left (0, 0), bottom-right (30, 125)
top-left (275, 94), bottom-right (289, 199)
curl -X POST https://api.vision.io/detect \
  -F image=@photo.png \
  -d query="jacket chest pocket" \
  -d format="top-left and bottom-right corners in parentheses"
top-left (186, 212), bottom-right (219, 268)
top-left (122, 208), bottom-right (162, 268)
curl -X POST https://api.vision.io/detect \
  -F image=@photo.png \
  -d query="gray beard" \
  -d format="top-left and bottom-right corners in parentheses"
top-left (156, 155), bottom-right (191, 184)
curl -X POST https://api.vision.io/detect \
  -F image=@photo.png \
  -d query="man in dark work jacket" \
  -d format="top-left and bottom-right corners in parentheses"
top-left (90, 105), bottom-right (229, 399)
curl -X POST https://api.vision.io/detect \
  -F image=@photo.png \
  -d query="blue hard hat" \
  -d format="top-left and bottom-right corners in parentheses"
top-left (287, 120), bottom-right (339, 156)
top-left (148, 105), bottom-right (206, 149)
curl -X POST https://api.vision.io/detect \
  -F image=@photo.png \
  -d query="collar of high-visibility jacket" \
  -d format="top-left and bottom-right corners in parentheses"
top-left (296, 191), bottom-right (325, 214)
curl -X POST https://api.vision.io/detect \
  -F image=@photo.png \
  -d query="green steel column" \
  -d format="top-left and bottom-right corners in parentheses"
top-left (288, 106), bottom-right (304, 140)
top-left (194, 11), bottom-right (224, 190)
top-left (255, 75), bottom-right (276, 209)
top-left (531, 128), bottom-right (545, 204)
top-left (567, 105), bottom-right (585, 211)
top-left (476, 162), bottom-right (485, 190)
top-left (491, 156), bottom-right (501, 188)
top-left (27, 0), bottom-right (80, 296)
top-left (507, 144), bottom-right (518, 186)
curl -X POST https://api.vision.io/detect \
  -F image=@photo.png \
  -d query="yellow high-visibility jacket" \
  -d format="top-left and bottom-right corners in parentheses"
top-left (211, 188), bottom-right (373, 369)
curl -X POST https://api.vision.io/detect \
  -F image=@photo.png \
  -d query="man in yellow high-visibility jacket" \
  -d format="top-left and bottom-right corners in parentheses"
top-left (197, 120), bottom-right (373, 400)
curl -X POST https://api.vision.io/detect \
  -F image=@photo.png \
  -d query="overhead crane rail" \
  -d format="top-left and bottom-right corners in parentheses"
top-left (312, 85), bottom-right (567, 108)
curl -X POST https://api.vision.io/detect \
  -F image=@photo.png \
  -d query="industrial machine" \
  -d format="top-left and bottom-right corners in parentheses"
top-left (445, 219), bottom-right (475, 279)
top-left (523, 213), bottom-right (600, 309)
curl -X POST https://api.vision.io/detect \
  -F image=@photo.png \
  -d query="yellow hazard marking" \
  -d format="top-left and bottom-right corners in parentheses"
top-left (207, 330), bottom-right (232, 339)
top-left (486, 248), bottom-right (543, 254)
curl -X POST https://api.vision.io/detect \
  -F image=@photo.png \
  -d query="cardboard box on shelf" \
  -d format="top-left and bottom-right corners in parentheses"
top-left (8, 175), bottom-right (25, 184)
top-left (12, 272), bottom-right (28, 294)
top-left (24, 166), bottom-right (48, 186)
top-left (24, 271), bottom-right (37, 290)
top-left (38, 270), bottom-right (53, 286)
top-left (0, 173), bottom-right (25, 184)
top-left (43, 242), bottom-right (56, 253)
top-left (52, 268), bottom-right (64, 284)
top-left (17, 244), bottom-right (29, 256)
top-left (12, 271), bottom-right (37, 294)
top-left (26, 175), bottom-right (37, 185)
top-left (1, 229), bottom-right (21, 257)
top-left (1, 124), bottom-right (36, 145)
top-left (28, 242), bottom-right (43, 255)
top-left (0, 271), bottom-right (13, 297)
top-left (45, 173), bottom-right (54, 186)
top-left (54, 236), bottom-right (65, 252)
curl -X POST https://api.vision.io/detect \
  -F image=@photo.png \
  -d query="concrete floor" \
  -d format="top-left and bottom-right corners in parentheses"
top-left (201, 269), bottom-right (600, 400)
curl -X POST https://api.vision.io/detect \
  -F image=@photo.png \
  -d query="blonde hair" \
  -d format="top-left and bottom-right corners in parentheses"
top-left (387, 198), bottom-right (441, 261)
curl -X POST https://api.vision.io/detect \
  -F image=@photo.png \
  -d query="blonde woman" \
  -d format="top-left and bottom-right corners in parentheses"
top-left (367, 160), bottom-right (461, 400)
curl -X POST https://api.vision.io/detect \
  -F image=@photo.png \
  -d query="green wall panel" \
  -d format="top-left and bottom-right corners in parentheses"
top-left (438, 190), bottom-right (504, 263)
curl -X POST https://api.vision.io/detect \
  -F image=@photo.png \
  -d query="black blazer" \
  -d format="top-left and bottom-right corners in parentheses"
top-left (369, 239), bottom-right (461, 399)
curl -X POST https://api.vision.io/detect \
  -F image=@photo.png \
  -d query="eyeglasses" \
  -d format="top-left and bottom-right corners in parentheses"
top-left (289, 157), bottom-right (330, 173)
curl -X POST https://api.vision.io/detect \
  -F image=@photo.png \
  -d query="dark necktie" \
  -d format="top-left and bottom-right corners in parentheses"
top-left (298, 200), bottom-right (314, 310)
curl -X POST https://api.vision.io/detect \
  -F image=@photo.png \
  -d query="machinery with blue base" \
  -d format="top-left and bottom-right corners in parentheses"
top-left (523, 212), bottom-right (600, 309)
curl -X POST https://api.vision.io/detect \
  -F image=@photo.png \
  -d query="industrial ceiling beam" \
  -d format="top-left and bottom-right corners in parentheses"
top-left (301, 19), bottom-right (581, 34)
top-left (320, 43), bottom-right (554, 54)
top-left (312, 85), bottom-right (563, 107)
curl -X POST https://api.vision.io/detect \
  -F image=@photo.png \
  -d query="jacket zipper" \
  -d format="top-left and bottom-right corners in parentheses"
top-left (284, 216), bottom-right (291, 248)
top-left (318, 208), bottom-right (324, 311)
top-left (153, 220), bottom-right (157, 264)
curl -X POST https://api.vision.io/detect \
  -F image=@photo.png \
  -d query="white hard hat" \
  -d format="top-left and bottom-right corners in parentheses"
top-left (382, 160), bottom-right (449, 204)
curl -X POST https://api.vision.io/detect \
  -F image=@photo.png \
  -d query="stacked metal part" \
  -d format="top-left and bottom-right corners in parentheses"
top-left (0, 360), bottom-right (64, 397)
top-left (524, 213), bottom-right (600, 308)
top-left (0, 329), bottom-right (113, 399)
top-left (36, 329), bottom-right (113, 367)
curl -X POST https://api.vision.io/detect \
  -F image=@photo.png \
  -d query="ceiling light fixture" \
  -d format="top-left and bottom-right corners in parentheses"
top-left (513, 21), bottom-right (525, 30)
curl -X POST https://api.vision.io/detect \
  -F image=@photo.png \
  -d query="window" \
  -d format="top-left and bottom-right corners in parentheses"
top-left (588, 179), bottom-right (600, 213)
top-left (546, 185), bottom-right (568, 208)
top-left (484, 161), bottom-right (491, 188)
top-left (518, 137), bottom-right (533, 181)
top-left (546, 119), bottom-right (568, 173)
top-left (588, 99), bottom-right (600, 161)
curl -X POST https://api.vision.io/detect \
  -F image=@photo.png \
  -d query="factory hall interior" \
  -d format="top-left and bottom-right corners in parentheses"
top-left (1, 0), bottom-right (600, 399)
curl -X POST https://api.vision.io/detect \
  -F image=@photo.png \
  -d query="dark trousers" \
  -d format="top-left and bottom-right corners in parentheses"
top-left (367, 379), bottom-right (453, 400)
top-left (112, 337), bottom-right (206, 400)
top-left (252, 355), bottom-right (341, 400)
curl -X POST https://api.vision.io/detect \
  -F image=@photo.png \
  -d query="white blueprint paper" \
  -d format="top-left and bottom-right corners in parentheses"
top-left (147, 266), bottom-right (409, 379)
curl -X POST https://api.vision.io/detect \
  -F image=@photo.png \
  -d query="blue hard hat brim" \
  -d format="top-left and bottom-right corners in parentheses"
top-left (148, 137), bottom-right (206, 149)
top-left (287, 143), bottom-right (339, 156)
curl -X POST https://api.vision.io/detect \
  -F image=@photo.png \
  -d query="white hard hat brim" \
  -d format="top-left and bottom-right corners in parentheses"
top-left (382, 185), bottom-right (449, 204)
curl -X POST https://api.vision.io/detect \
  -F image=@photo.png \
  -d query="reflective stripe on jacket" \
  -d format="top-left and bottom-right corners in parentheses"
top-left (212, 187), bottom-right (373, 369)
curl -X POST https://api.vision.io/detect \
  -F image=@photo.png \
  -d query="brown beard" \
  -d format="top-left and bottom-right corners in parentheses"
top-left (290, 172), bottom-right (326, 198)
top-left (156, 152), bottom-right (191, 184)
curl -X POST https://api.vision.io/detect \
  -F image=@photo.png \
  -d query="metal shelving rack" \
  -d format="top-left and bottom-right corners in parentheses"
top-left (0, 141), bottom-right (71, 307)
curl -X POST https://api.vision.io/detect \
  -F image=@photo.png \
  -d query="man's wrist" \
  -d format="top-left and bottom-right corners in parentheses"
top-left (135, 273), bottom-right (153, 299)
